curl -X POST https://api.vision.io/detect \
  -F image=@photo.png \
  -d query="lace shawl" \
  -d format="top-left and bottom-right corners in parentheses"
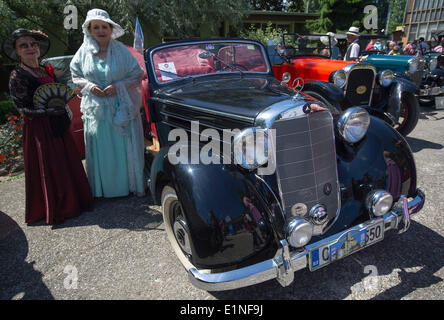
top-left (69, 36), bottom-right (144, 135)
top-left (70, 35), bottom-right (146, 196)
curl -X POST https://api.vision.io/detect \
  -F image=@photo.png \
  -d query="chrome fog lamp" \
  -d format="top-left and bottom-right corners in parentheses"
top-left (337, 107), bottom-right (370, 143)
top-left (408, 57), bottom-right (419, 73)
top-left (379, 70), bottom-right (394, 87)
top-left (430, 57), bottom-right (438, 71)
top-left (285, 217), bottom-right (313, 248)
top-left (233, 128), bottom-right (269, 170)
top-left (366, 190), bottom-right (393, 217)
top-left (330, 70), bottom-right (346, 88)
top-left (309, 204), bottom-right (329, 225)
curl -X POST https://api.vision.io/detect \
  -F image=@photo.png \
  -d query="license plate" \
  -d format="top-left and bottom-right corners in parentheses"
top-left (309, 220), bottom-right (384, 271)
top-left (435, 95), bottom-right (444, 110)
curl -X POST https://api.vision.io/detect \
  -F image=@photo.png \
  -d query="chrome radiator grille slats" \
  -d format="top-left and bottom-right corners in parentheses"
top-left (271, 111), bottom-right (339, 223)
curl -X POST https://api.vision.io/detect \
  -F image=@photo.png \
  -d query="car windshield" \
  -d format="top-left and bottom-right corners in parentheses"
top-left (150, 41), bottom-right (269, 84)
top-left (282, 34), bottom-right (332, 58)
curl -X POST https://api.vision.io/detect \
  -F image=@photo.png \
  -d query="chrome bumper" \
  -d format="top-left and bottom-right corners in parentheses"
top-left (420, 85), bottom-right (444, 96)
top-left (188, 190), bottom-right (425, 291)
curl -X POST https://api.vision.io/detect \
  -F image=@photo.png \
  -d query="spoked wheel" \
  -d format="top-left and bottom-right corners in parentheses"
top-left (161, 185), bottom-right (194, 270)
top-left (394, 95), bottom-right (419, 136)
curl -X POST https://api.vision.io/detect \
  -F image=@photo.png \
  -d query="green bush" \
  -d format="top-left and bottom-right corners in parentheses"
top-left (240, 22), bottom-right (283, 46)
top-left (0, 99), bottom-right (18, 124)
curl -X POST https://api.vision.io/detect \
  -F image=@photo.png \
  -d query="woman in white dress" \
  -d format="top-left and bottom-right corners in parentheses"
top-left (70, 9), bottom-right (146, 198)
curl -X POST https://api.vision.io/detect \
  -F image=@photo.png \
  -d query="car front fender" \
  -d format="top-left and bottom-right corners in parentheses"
top-left (150, 146), bottom-right (279, 269)
top-left (321, 116), bottom-right (418, 238)
top-left (303, 80), bottom-right (344, 105)
top-left (386, 77), bottom-right (418, 122)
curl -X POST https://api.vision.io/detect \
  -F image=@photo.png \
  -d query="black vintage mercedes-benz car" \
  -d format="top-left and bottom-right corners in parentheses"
top-left (143, 39), bottom-right (425, 291)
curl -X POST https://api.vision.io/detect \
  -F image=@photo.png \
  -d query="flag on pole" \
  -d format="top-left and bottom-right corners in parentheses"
top-left (133, 17), bottom-right (144, 54)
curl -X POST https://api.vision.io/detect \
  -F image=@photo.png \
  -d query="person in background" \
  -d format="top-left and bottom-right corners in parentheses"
top-left (344, 26), bottom-right (360, 61)
top-left (403, 40), bottom-right (417, 55)
top-left (365, 38), bottom-right (376, 51)
top-left (386, 41), bottom-right (396, 54)
top-left (328, 32), bottom-right (341, 60)
top-left (418, 37), bottom-right (429, 54)
top-left (70, 9), bottom-right (146, 198)
top-left (373, 39), bottom-right (383, 51)
top-left (433, 37), bottom-right (443, 53)
top-left (390, 46), bottom-right (400, 55)
top-left (4, 28), bottom-right (93, 224)
top-left (320, 32), bottom-right (340, 59)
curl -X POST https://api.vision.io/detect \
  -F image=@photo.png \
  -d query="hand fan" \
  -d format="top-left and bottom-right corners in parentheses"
top-left (33, 82), bottom-right (75, 109)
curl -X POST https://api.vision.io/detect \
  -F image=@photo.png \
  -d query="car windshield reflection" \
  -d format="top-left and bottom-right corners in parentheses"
top-left (282, 34), bottom-right (332, 58)
top-left (151, 41), bottom-right (269, 84)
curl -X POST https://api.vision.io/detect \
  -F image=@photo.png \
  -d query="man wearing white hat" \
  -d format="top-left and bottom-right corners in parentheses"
top-left (344, 26), bottom-right (360, 61)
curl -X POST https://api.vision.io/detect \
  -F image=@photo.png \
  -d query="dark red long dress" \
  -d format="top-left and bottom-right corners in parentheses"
top-left (9, 65), bottom-right (94, 224)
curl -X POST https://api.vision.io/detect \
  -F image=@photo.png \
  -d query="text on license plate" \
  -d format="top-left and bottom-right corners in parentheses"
top-left (309, 220), bottom-right (384, 271)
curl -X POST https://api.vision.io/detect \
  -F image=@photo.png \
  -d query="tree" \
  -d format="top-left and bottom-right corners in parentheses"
top-left (387, 0), bottom-right (407, 33)
top-left (305, 0), bottom-right (377, 34)
top-left (135, 0), bottom-right (251, 39)
top-left (287, 0), bottom-right (308, 12)
top-left (250, 0), bottom-right (286, 11)
top-left (1, 0), bottom-right (251, 54)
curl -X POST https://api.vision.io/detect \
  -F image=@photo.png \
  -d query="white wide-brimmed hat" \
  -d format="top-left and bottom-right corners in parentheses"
top-left (82, 8), bottom-right (125, 39)
top-left (320, 32), bottom-right (338, 46)
top-left (346, 26), bottom-right (360, 37)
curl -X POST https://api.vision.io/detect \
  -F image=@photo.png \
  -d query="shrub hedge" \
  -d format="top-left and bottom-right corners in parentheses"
top-left (0, 99), bottom-right (18, 124)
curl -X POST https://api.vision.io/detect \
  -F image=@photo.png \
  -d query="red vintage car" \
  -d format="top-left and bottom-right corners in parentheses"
top-left (43, 46), bottom-right (158, 158)
top-left (269, 33), bottom-right (420, 136)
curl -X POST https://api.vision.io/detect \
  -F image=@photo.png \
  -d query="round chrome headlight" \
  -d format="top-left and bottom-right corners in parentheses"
top-left (330, 70), bottom-right (346, 88)
top-left (337, 107), bottom-right (370, 143)
top-left (379, 70), bottom-right (394, 87)
top-left (408, 57), bottom-right (419, 73)
top-left (366, 190), bottom-right (393, 217)
top-left (233, 128), bottom-right (269, 170)
top-left (285, 217), bottom-right (313, 248)
top-left (430, 57), bottom-right (438, 71)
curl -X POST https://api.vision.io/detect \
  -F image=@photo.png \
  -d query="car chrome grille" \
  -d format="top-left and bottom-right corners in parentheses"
top-left (345, 67), bottom-right (375, 106)
top-left (271, 111), bottom-right (339, 225)
top-left (407, 58), bottom-right (425, 87)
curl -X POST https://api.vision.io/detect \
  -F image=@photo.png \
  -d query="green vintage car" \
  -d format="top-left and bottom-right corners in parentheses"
top-left (357, 34), bottom-right (444, 108)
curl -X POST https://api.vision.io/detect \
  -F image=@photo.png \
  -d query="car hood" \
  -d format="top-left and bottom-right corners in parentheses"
top-left (156, 75), bottom-right (298, 126)
top-left (287, 57), bottom-right (353, 82)
top-left (362, 54), bottom-right (413, 73)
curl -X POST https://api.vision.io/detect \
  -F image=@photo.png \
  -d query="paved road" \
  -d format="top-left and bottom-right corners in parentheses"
top-left (1, 106), bottom-right (443, 300)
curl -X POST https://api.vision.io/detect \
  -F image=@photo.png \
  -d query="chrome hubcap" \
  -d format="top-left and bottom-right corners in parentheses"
top-left (173, 217), bottom-right (192, 256)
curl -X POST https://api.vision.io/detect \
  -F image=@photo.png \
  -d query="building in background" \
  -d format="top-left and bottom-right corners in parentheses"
top-left (239, 10), bottom-right (319, 35)
top-left (404, 0), bottom-right (444, 42)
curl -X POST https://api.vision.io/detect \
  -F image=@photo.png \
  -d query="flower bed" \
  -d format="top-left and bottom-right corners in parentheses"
top-left (0, 114), bottom-right (24, 176)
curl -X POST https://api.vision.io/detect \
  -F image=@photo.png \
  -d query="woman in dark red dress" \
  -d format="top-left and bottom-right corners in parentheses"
top-left (4, 28), bottom-right (94, 224)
